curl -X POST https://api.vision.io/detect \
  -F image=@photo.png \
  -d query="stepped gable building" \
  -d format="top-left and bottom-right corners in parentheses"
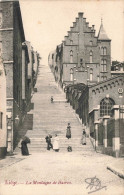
top-left (0, 0), bottom-right (41, 156)
top-left (48, 12), bottom-right (111, 87)
top-left (49, 12), bottom-right (124, 157)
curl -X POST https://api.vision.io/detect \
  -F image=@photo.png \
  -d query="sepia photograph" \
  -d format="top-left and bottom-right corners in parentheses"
top-left (0, 0), bottom-right (124, 194)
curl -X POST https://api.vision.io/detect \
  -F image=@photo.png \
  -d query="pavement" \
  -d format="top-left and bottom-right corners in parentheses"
top-left (0, 149), bottom-right (124, 195)
top-left (107, 159), bottom-right (124, 179)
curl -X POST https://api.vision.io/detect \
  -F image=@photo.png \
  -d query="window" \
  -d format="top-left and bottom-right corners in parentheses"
top-left (104, 76), bottom-right (107, 80)
top-left (101, 47), bottom-right (104, 55)
top-left (90, 51), bottom-right (93, 63)
top-left (90, 69), bottom-right (93, 81)
top-left (90, 41), bottom-right (93, 46)
top-left (100, 98), bottom-right (115, 117)
top-left (80, 58), bottom-right (83, 67)
top-left (70, 50), bottom-right (73, 63)
top-left (70, 68), bottom-right (73, 81)
top-left (104, 47), bottom-right (107, 55)
top-left (70, 40), bottom-right (73, 45)
top-left (101, 47), bottom-right (107, 55)
top-left (101, 60), bottom-right (107, 72)
top-left (97, 75), bottom-right (100, 82)
top-left (0, 112), bottom-right (3, 129)
top-left (120, 65), bottom-right (123, 71)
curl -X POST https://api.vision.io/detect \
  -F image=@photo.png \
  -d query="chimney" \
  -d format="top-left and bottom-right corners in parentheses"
top-left (78, 12), bottom-right (83, 18)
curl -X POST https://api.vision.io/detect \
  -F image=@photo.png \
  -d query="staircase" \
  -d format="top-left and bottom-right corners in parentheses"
top-left (15, 64), bottom-right (94, 153)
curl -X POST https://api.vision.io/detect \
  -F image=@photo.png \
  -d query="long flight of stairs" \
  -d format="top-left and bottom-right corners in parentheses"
top-left (15, 64), bottom-right (94, 153)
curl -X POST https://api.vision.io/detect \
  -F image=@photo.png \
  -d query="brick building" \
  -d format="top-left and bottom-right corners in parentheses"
top-left (66, 75), bottom-right (124, 157)
top-left (49, 13), bottom-right (111, 87)
top-left (33, 51), bottom-right (40, 87)
top-left (0, 54), bottom-right (7, 158)
top-left (111, 62), bottom-right (124, 77)
top-left (0, 0), bottom-right (40, 156)
top-left (49, 12), bottom-right (124, 157)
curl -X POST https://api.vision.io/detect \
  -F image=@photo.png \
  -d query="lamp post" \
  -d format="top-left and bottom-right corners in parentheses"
top-left (15, 115), bottom-right (20, 126)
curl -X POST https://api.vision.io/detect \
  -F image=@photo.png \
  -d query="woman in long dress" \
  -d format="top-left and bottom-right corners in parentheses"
top-left (21, 136), bottom-right (30, 155)
top-left (53, 134), bottom-right (59, 152)
top-left (81, 129), bottom-right (86, 145)
top-left (66, 123), bottom-right (71, 139)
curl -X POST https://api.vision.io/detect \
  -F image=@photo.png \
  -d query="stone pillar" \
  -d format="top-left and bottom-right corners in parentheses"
top-left (6, 105), bottom-right (13, 153)
top-left (112, 105), bottom-right (120, 119)
top-left (103, 116), bottom-right (110, 148)
top-left (111, 105), bottom-right (120, 157)
top-left (94, 106), bottom-right (100, 121)
top-left (94, 120), bottom-right (100, 147)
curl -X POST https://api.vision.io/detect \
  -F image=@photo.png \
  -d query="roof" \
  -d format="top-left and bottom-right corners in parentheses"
top-left (98, 22), bottom-right (110, 41)
top-left (89, 75), bottom-right (124, 89)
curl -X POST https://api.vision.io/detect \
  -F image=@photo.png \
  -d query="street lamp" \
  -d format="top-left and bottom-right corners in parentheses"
top-left (15, 115), bottom-right (19, 126)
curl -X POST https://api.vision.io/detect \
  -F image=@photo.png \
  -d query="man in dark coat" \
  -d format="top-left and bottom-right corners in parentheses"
top-left (45, 134), bottom-right (53, 150)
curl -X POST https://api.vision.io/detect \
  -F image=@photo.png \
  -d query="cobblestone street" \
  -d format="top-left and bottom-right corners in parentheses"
top-left (0, 64), bottom-right (124, 195)
top-left (0, 152), bottom-right (124, 195)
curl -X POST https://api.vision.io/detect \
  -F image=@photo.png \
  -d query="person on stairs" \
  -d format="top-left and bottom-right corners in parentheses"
top-left (66, 123), bottom-right (71, 139)
top-left (53, 134), bottom-right (59, 152)
top-left (81, 129), bottom-right (86, 145)
top-left (45, 134), bottom-right (53, 150)
top-left (51, 96), bottom-right (53, 103)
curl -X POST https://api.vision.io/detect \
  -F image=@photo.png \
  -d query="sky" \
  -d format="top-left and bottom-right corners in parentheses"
top-left (20, 0), bottom-right (124, 64)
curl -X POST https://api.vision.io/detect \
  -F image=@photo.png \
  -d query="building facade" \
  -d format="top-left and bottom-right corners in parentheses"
top-left (49, 12), bottom-right (124, 157)
top-left (0, 0), bottom-right (40, 156)
top-left (0, 52), bottom-right (7, 158)
top-left (49, 13), bottom-right (111, 87)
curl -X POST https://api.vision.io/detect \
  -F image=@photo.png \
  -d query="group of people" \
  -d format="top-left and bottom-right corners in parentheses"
top-left (45, 134), bottom-right (59, 152)
top-left (20, 123), bottom-right (86, 155)
top-left (45, 123), bottom-right (72, 152)
top-left (45, 123), bottom-right (86, 152)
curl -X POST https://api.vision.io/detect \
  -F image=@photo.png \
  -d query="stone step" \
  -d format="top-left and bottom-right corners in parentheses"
top-left (14, 64), bottom-right (94, 153)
